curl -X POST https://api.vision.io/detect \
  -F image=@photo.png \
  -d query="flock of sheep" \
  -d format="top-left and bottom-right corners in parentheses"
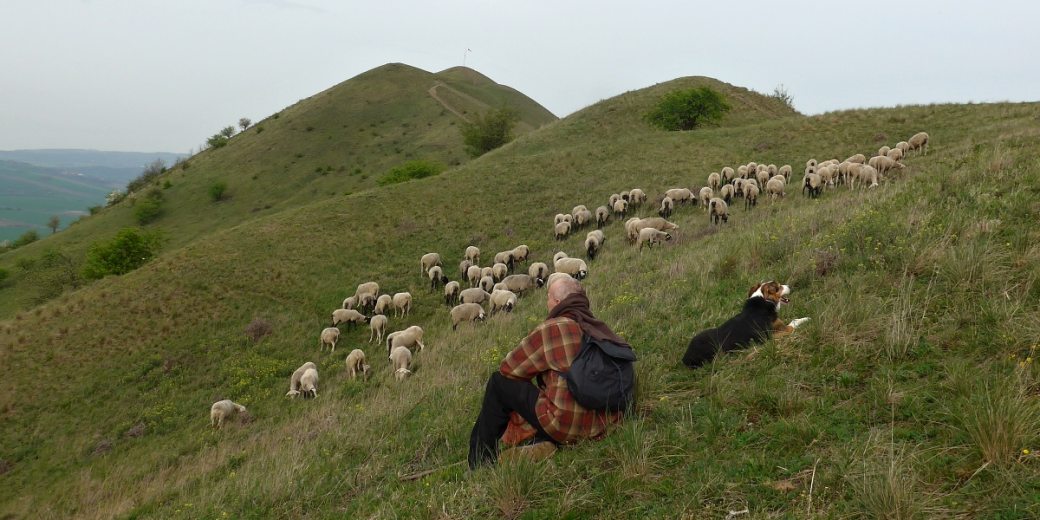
top-left (209, 130), bottom-right (931, 428)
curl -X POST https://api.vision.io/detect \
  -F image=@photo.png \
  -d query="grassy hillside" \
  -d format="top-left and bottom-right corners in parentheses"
top-left (1, 75), bottom-right (1038, 518)
top-left (0, 160), bottom-right (110, 242)
top-left (0, 63), bottom-right (557, 317)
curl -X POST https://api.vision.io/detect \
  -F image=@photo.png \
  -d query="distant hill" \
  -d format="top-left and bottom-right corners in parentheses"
top-left (0, 160), bottom-right (111, 242)
top-left (0, 149), bottom-right (187, 187)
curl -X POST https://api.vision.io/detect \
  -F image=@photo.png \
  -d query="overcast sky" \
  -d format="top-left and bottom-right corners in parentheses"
top-left (1, 0), bottom-right (1036, 153)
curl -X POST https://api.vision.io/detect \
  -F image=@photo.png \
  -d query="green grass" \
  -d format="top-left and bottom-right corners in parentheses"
top-left (1, 70), bottom-right (1039, 518)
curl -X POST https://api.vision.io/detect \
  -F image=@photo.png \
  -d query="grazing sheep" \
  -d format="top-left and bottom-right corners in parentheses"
top-left (886, 147), bottom-right (904, 162)
top-left (479, 275), bottom-right (495, 293)
top-left (747, 162), bottom-right (758, 174)
top-left (620, 191), bottom-right (631, 202)
top-left (868, 155), bottom-right (905, 177)
top-left (733, 177), bottom-right (746, 196)
top-left (466, 265), bottom-right (482, 287)
top-left (851, 164), bottom-right (880, 189)
top-left (896, 141), bottom-right (910, 155)
top-left (373, 294), bottom-right (393, 315)
top-left (299, 368), bottom-right (319, 398)
top-left (554, 221), bottom-right (571, 240)
top-left (707, 172), bottom-right (722, 192)
top-left (698, 187), bottom-right (713, 209)
top-left (369, 314), bottom-right (388, 343)
top-left (493, 251), bottom-right (516, 271)
top-left (481, 266), bottom-right (494, 279)
top-left (511, 245), bottom-right (531, 264)
top-left (778, 165), bottom-right (792, 183)
top-left (745, 178), bottom-right (758, 191)
top-left (345, 349), bottom-right (370, 380)
top-left (637, 228), bottom-right (672, 250)
top-left (719, 184), bottom-right (735, 203)
top-left (287, 361), bottom-right (317, 398)
top-left (389, 346), bottom-right (412, 381)
top-left (612, 199), bottom-right (628, 218)
top-left (767, 164), bottom-right (778, 176)
top-left (737, 165), bottom-right (749, 179)
top-left (595, 206), bottom-right (610, 228)
top-left (210, 400), bottom-right (247, 429)
top-left (444, 280), bottom-right (461, 306)
top-left (491, 262), bottom-right (509, 281)
top-left (465, 246), bottom-right (480, 264)
top-left (459, 259), bottom-right (474, 279)
top-left (342, 295), bottom-right (358, 310)
top-left (450, 302), bottom-right (486, 330)
top-left (554, 257), bottom-right (589, 280)
top-left (553, 251), bottom-right (569, 263)
top-left (499, 274), bottom-right (543, 294)
top-left (420, 253), bottom-right (442, 275)
top-left (806, 158), bottom-right (818, 169)
top-left (319, 327), bottom-right (340, 353)
top-left (629, 188), bottom-right (647, 205)
top-left (428, 266), bottom-right (448, 290)
top-left (721, 166), bottom-right (735, 183)
top-left (490, 289), bottom-right (518, 314)
top-left (658, 196), bottom-right (674, 218)
top-left (387, 325), bottom-right (425, 355)
top-left (585, 231), bottom-right (604, 260)
top-left (528, 262), bottom-right (549, 281)
top-left (460, 287), bottom-right (492, 305)
top-left (846, 153), bottom-right (866, 164)
top-left (392, 292), bottom-right (412, 317)
top-left (354, 282), bottom-right (380, 312)
top-left (817, 165), bottom-right (836, 187)
top-left (573, 208), bottom-right (592, 228)
top-left (608, 194), bottom-right (621, 208)
top-left (571, 205), bottom-right (588, 218)
top-left (665, 188), bottom-right (694, 204)
top-left (878, 145), bottom-right (891, 157)
top-left (755, 168), bottom-right (770, 187)
top-left (803, 173), bottom-right (823, 198)
top-left (765, 176), bottom-right (785, 201)
top-left (708, 198), bottom-right (729, 225)
top-left (744, 182), bottom-right (760, 210)
top-left (554, 213), bottom-right (569, 226)
top-left (332, 308), bottom-right (367, 328)
top-left (626, 217), bottom-right (679, 242)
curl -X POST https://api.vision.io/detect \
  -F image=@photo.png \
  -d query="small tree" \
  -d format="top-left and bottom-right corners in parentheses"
top-left (460, 108), bottom-right (519, 158)
top-left (47, 215), bottom-right (61, 234)
top-left (771, 83), bottom-right (795, 110)
top-left (219, 126), bottom-right (236, 139)
top-left (209, 181), bottom-right (228, 202)
top-left (645, 87), bottom-right (731, 131)
top-left (82, 228), bottom-right (163, 279)
top-left (206, 134), bottom-right (229, 149)
top-left (12, 229), bottom-right (39, 248)
top-left (239, 117), bottom-right (252, 131)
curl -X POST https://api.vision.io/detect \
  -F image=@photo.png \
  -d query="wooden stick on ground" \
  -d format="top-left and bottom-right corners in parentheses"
top-left (398, 460), bottom-right (465, 481)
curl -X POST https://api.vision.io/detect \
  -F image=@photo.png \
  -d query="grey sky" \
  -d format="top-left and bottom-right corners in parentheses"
top-left (1, 0), bottom-right (1036, 153)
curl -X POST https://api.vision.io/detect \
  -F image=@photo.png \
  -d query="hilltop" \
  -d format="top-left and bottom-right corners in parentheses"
top-left (1, 71), bottom-right (1038, 518)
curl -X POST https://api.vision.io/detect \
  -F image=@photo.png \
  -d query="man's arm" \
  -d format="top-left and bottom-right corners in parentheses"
top-left (499, 320), bottom-right (554, 381)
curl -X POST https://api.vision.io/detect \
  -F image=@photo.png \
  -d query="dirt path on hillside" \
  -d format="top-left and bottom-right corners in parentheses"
top-left (428, 82), bottom-right (489, 123)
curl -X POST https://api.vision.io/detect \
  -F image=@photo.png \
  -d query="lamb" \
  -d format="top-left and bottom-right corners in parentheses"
top-left (479, 275), bottom-right (495, 293)
top-left (628, 188), bottom-right (647, 205)
top-left (708, 198), bottom-right (729, 225)
top-left (286, 361), bottom-right (317, 398)
top-left (344, 349), bottom-right (370, 380)
top-left (665, 188), bottom-right (694, 204)
top-left (341, 295), bottom-right (358, 310)
top-left (585, 230), bottom-right (604, 260)
top-left (489, 289), bottom-right (518, 314)
top-left (420, 253), bottom-right (442, 275)
top-left (319, 327), bottom-right (340, 353)
top-left (698, 187), bottom-right (713, 209)
top-left (210, 400), bottom-right (248, 429)
top-left (886, 147), bottom-right (904, 162)
top-left (719, 184), bottom-right (735, 203)
top-left (707, 172), bottom-right (722, 192)
top-left (803, 173), bottom-right (823, 198)
top-left (595, 205), bottom-right (610, 227)
top-left (386, 325), bottom-right (425, 355)
top-left (612, 199), bottom-right (628, 218)
top-left (332, 308), bottom-right (367, 328)
top-left (499, 274), bottom-right (543, 294)
top-left (778, 164), bottom-right (793, 183)
top-left (369, 314), bottom-right (388, 343)
top-left (460, 287), bottom-right (492, 305)
top-left (450, 302), bottom-right (486, 330)
top-left (444, 280), bottom-right (461, 306)
top-left (658, 196), bottom-right (674, 218)
top-left (765, 176), bottom-right (785, 201)
top-left (868, 155), bottom-right (905, 177)
top-left (464, 245), bottom-right (480, 264)
top-left (721, 167), bottom-right (735, 183)
top-left (354, 282), bottom-right (379, 312)
top-left (554, 221), bottom-right (571, 240)
top-left (466, 265), bottom-right (483, 287)
top-left (528, 262), bottom-right (549, 281)
top-left (492, 262), bottom-right (509, 281)
top-left (637, 228), bottom-right (672, 250)
top-left (553, 251), bottom-right (569, 263)
top-left (744, 182), bottom-right (760, 210)
top-left (373, 294), bottom-right (393, 315)
top-left (389, 346), bottom-right (412, 381)
top-left (459, 259), bottom-right (474, 279)
top-left (511, 244), bottom-right (531, 264)
top-left (846, 153), bottom-right (866, 164)
top-left (392, 292), bottom-right (412, 317)
top-left (428, 266), bottom-right (448, 290)
top-left (554, 257), bottom-right (589, 280)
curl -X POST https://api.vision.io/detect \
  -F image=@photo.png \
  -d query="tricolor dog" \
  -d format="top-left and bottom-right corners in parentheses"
top-left (682, 281), bottom-right (809, 368)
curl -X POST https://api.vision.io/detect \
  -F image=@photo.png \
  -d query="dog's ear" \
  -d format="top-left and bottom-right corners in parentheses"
top-left (747, 282), bottom-right (763, 298)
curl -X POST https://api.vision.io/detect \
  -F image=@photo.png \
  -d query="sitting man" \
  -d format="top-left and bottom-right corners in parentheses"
top-left (468, 276), bottom-right (632, 468)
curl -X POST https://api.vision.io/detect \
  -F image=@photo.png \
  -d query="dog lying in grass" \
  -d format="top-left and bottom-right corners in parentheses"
top-left (682, 281), bottom-right (809, 368)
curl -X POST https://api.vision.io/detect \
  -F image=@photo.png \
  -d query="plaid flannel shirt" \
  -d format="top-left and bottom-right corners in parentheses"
top-left (499, 316), bottom-right (622, 444)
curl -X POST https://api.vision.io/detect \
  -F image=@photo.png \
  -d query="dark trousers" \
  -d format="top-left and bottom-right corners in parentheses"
top-left (468, 372), bottom-right (556, 469)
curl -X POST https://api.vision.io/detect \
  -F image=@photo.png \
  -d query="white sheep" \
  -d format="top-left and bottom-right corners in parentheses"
top-left (554, 257), bottom-right (589, 280)
top-left (210, 400), bottom-right (247, 429)
top-left (466, 265), bottom-right (482, 287)
top-left (481, 266), bottom-right (494, 280)
top-left (369, 314), bottom-right (388, 343)
top-left (595, 205), bottom-right (610, 228)
top-left (528, 262), bottom-right (549, 282)
top-left (554, 221), bottom-right (571, 240)
top-left (698, 187), bottom-right (713, 209)
top-left (778, 164), bottom-right (793, 183)
top-left (464, 246), bottom-right (480, 264)
top-left (737, 165), bottom-right (749, 179)
top-left (319, 327), bottom-right (340, 353)
top-left (868, 155), bottom-right (905, 177)
top-left (765, 176), bottom-right (785, 201)
top-left (803, 173), bottom-right (823, 198)
top-left (553, 251), bottom-right (569, 264)
top-left (511, 244), bottom-right (531, 264)
top-left (494, 250), bottom-right (515, 270)
top-left (755, 168), bottom-right (770, 187)
top-left (460, 287), bottom-right (492, 305)
top-left (707, 172), bottom-right (721, 192)
top-left (444, 280), bottom-right (461, 306)
top-left (721, 167), bottom-right (735, 183)
top-left (479, 275), bottom-right (495, 293)
top-left (658, 196), bottom-right (674, 218)
top-left (499, 274), bottom-right (543, 294)
top-left (392, 292), bottom-right (412, 317)
top-left (895, 141), bottom-right (911, 155)
top-left (719, 184), bottom-right (735, 203)
top-left (665, 188), bottom-right (694, 204)
top-left (637, 228), bottom-right (672, 250)
top-left (554, 213), bottom-right (569, 226)
top-left (389, 346), bottom-right (412, 381)
top-left (744, 182), bottom-right (760, 210)
top-left (386, 325), bottom-right (425, 355)
top-left (458, 259), bottom-right (474, 279)
top-left (428, 266), bottom-right (448, 290)
top-left (450, 302), bottom-right (486, 330)
top-left (629, 188), bottom-right (647, 205)
top-left (341, 295), bottom-right (358, 310)
top-left (852, 164), bottom-right (880, 189)
top-left (345, 349), bottom-right (370, 380)
top-left (817, 165), bottom-right (836, 187)
top-left (373, 294), bottom-right (393, 315)
top-left (733, 177), bottom-right (746, 196)
top-left (332, 308), bottom-right (367, 328)
top-left (286, 361), bottom-right (316, 398)
top-left (299, 367), bottom-right (319, 398)
top-left (886, 147), bottom-right (904, 162)
top-left (585, 230), bottom-right (604, 260)
top-left (708, 198), bottom-right (728, 225)
top-left (845, 153), bottom-right (866, 164)
top-left (354, 282), bottom-right (380, 312)
top-left (573, 208), bottom-right (592, 228)
top-left (490, 290), bottom-right (518, 314)
top-left (608, 194), bottom-right (621, 208)
top-left (767, 164), bottom-right (778, 176)
top-left (626, 217), bottom-right (678, 242)
top-left (878, 145), bottom-right (891, 157)
top-left (492, 262), bottom-right (509, 281)
top-left (420, 253), bottom-right (442, 275)
top-left (612, 199), bottom-right (628, 218)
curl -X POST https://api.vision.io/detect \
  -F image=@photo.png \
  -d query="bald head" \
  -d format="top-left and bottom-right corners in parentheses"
top-left (547, 276), bottom-right (582, 311)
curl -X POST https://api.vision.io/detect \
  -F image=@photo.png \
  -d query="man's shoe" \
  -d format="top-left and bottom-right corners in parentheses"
top-left (498, 441), bottom-right (557, 464)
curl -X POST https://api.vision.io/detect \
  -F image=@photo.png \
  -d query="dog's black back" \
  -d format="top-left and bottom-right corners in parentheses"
top-left (682, 296), bottom-right (778, 368)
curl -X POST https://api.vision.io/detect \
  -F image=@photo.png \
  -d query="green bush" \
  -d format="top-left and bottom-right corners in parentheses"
top-left (378, 160), bottom-right (445, 186)
top-left (460, 108), bottom-right (519, 157)
top-left (209, 181), bottom-right (228, 202)
top-left (127, 159), bottom-right (167, 193)
top-left (134, 198), bottom-right (162, 225)
top-left (82, 228), bottom-right (163, 280)
top-left (88, 206), bottom-right (102, 215)
top-left (207, 134), bottom-right (229, 149)
top-left (0, 267), bottom-right (9, 286)
top-left (645, 87), bottom-right (730, 131)
top-left (12, 229), bottom-right (39, 248)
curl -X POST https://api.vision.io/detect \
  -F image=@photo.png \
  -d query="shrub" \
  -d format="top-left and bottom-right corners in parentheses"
top-left (88, 206), bottom-right (102, 215)
top-left (19, 249), bottom-right (81, 304)
top-left (244, 318), bottom-right (273, 343)
top-left (771, 83), bottom-right (795, 110)
top-left (127, 159), bottom-right (167, 193)
top-left (209, 181), bottom-right (228, 202)
top-left (460, 107), bottom-right (519, 157)
top-left (82, 228), bottom-right (163, 279)
top-left (207, 134), bottom-right (229, 149)
top-left (12, 230), bottom-right (39, 248)
top-left (134, 198), bottom-right (162, 224)
top-left (644, 87), bottom-right (730, 131)
top-left (378, 160), bottom-right (445, 186)
top-left (0, 267), bottom-right (9, 286)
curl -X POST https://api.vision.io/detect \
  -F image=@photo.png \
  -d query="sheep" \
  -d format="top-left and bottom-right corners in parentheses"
top-left (493, 250), bottom-right (516, 272)
top-left (851, 164), bottom-right (880, 189)
top-left (420, 253), bottom-right (442, 275)
top-left (895, 141), bottom-right (910, 155)
top-left (737, 165), bottom-right (749, 179)
top-left (803, 173), bottom-right (823, 198)
top-left (755, 168), bottom-right (770, 187)
top-left (553, 251), bottom-right (569, 263)
top-left (744, 178), bottom-right (758, 191)
top-left (444, 280), bottom-right (461, 306)
top-left (210, 400), bottom-right (247, 429)
top-left (554, 257), bottom-right (589, 280)
top-left (479, 275), bottom-right (495, 293)
top-left (747, 161), bottom-right (758, 174)
top-left (626, 217), bottom-right (679, 242)
top-left (573, 208), bottom-right (592, 228)
top-left (428, 266), bottom-right (448, 290)
top-left (554, 213), bottom-right (569, 226)
top-left (460, 287), bottom-right (492, 305)
top-left (878, 145), bottom-right (891, 157)
top-left (299, 368), bottom-right (319, 398)
top-left (868, 155), bottom-right (905, 177)
top-left (345, 349), bottom-right (370, 380)
top-left (286, 361), bottom-right (317, 398)
top-left (612, 199), bottom-right (628, 218)
top-left (708, 198), bottom-right (729, 225)
top-left (846, 153), bottom-right (866, 164)
top-left (528, 262), bottom-right (549, 281)
top-left (886, 147), bottom-right (904, 162)
top-left (767, 164), bottom-right (778, 176)
top-left (620, 190), bottom-right (631, 202)
top-left (665, 188), bottom-right (694, 204)
top-left (658, 196), bottom-right (674, 218)
top-left (554, 221), bottom-right (571, 240)
top-left (806, 158), bottom-right (818, 169)
top-left (354, 282), bottom-right (379, 312)
top-left (465, 245), bottom-right (480, 264)
top-left (466, 265), bottom-right (482, 287)
top-left (733, 177), bottom-right (746, 196)
top-left (571, 205), bottom-right (588, 218)
top-left (778, 164), bottom-right (793, 183)
top-left (373, 294), bottom-right (393, 315)
top-left (719, 184), bottom-right (735, 203)
top-left (698, 187), bottom-right (713, 209)
top-left (629, 188), bottom-right (647, 205)
top-left (707, 172), bottom-right (722, 192)
top-left (595, 205), bottom-right (610, 227)
top-left (342, 295), bottom-right (358, 310)
top-left (819, 159), bottom-right (839, 167)
top-left (369, 314), bottom-right (388, 343)
top-left (511, 244), bottom-right (530, 264)
top-left (765, 176), bottom-right (785, 201)
top-left (459, 259), bottom-right (474, 279)
top-left (319, 327), bottom-right (340, 353)
top-left (585, 230), bottom-right (604, 260)
top-left (608, 194), bottom-right (621, 208)
top-left (490, 289), bottom-right (518, 314)
top-left (545, 272), bottom-right (572, 289)
top-left (721, 166), bottom-right (735, 183)
top-left (492, 262), bottom-right (509, 281)
top-left (817, 165), bottom-right (836, 187)
top-left (389, 346), bottom-right (412, 381)
top-left (386, 325), bottom-right (425, 355)
top-left (450, 302), bottom-right (486, 330)
top-left (744, 182), bottom-right (760, 210)
top-left (637, 228), bottom-right (672, 250)
top-left (332, 308), bottom-right (367, 328)
top-left (499, 274), bottom-right (543, 294)
top-left (481, 266), bottom-right (494, 279)
top-left (392, 292), bottom-right (412, 317)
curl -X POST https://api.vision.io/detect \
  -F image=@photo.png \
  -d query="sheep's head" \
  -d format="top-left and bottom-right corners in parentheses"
top-left (663, 233), bottom-right (673, 242)
top-left (286, 390), bottom-right (300, 398)
top-left (395, 368), bottom-right (412, 381)
top-left (575, 270), bottom-right (588, 280)
top-left (535, 277), bottom-right (545, 288)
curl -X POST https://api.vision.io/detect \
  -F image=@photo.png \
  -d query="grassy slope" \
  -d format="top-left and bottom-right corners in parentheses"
top-left (0, 63), bottom-right (556, 318)
top-left (2, 76), bottom-right (1039, 518)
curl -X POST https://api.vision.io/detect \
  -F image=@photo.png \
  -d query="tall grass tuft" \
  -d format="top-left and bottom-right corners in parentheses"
top-left (955, 373), bottom-right (1040, 467)
top-left (883, 277), bottom-right (930, 361)
top-left (486, 458), bottom-right (549, 519)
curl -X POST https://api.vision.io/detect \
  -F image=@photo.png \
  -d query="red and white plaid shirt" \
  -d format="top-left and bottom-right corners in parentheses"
top-left (499, 316), bottom-right (623, 444)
